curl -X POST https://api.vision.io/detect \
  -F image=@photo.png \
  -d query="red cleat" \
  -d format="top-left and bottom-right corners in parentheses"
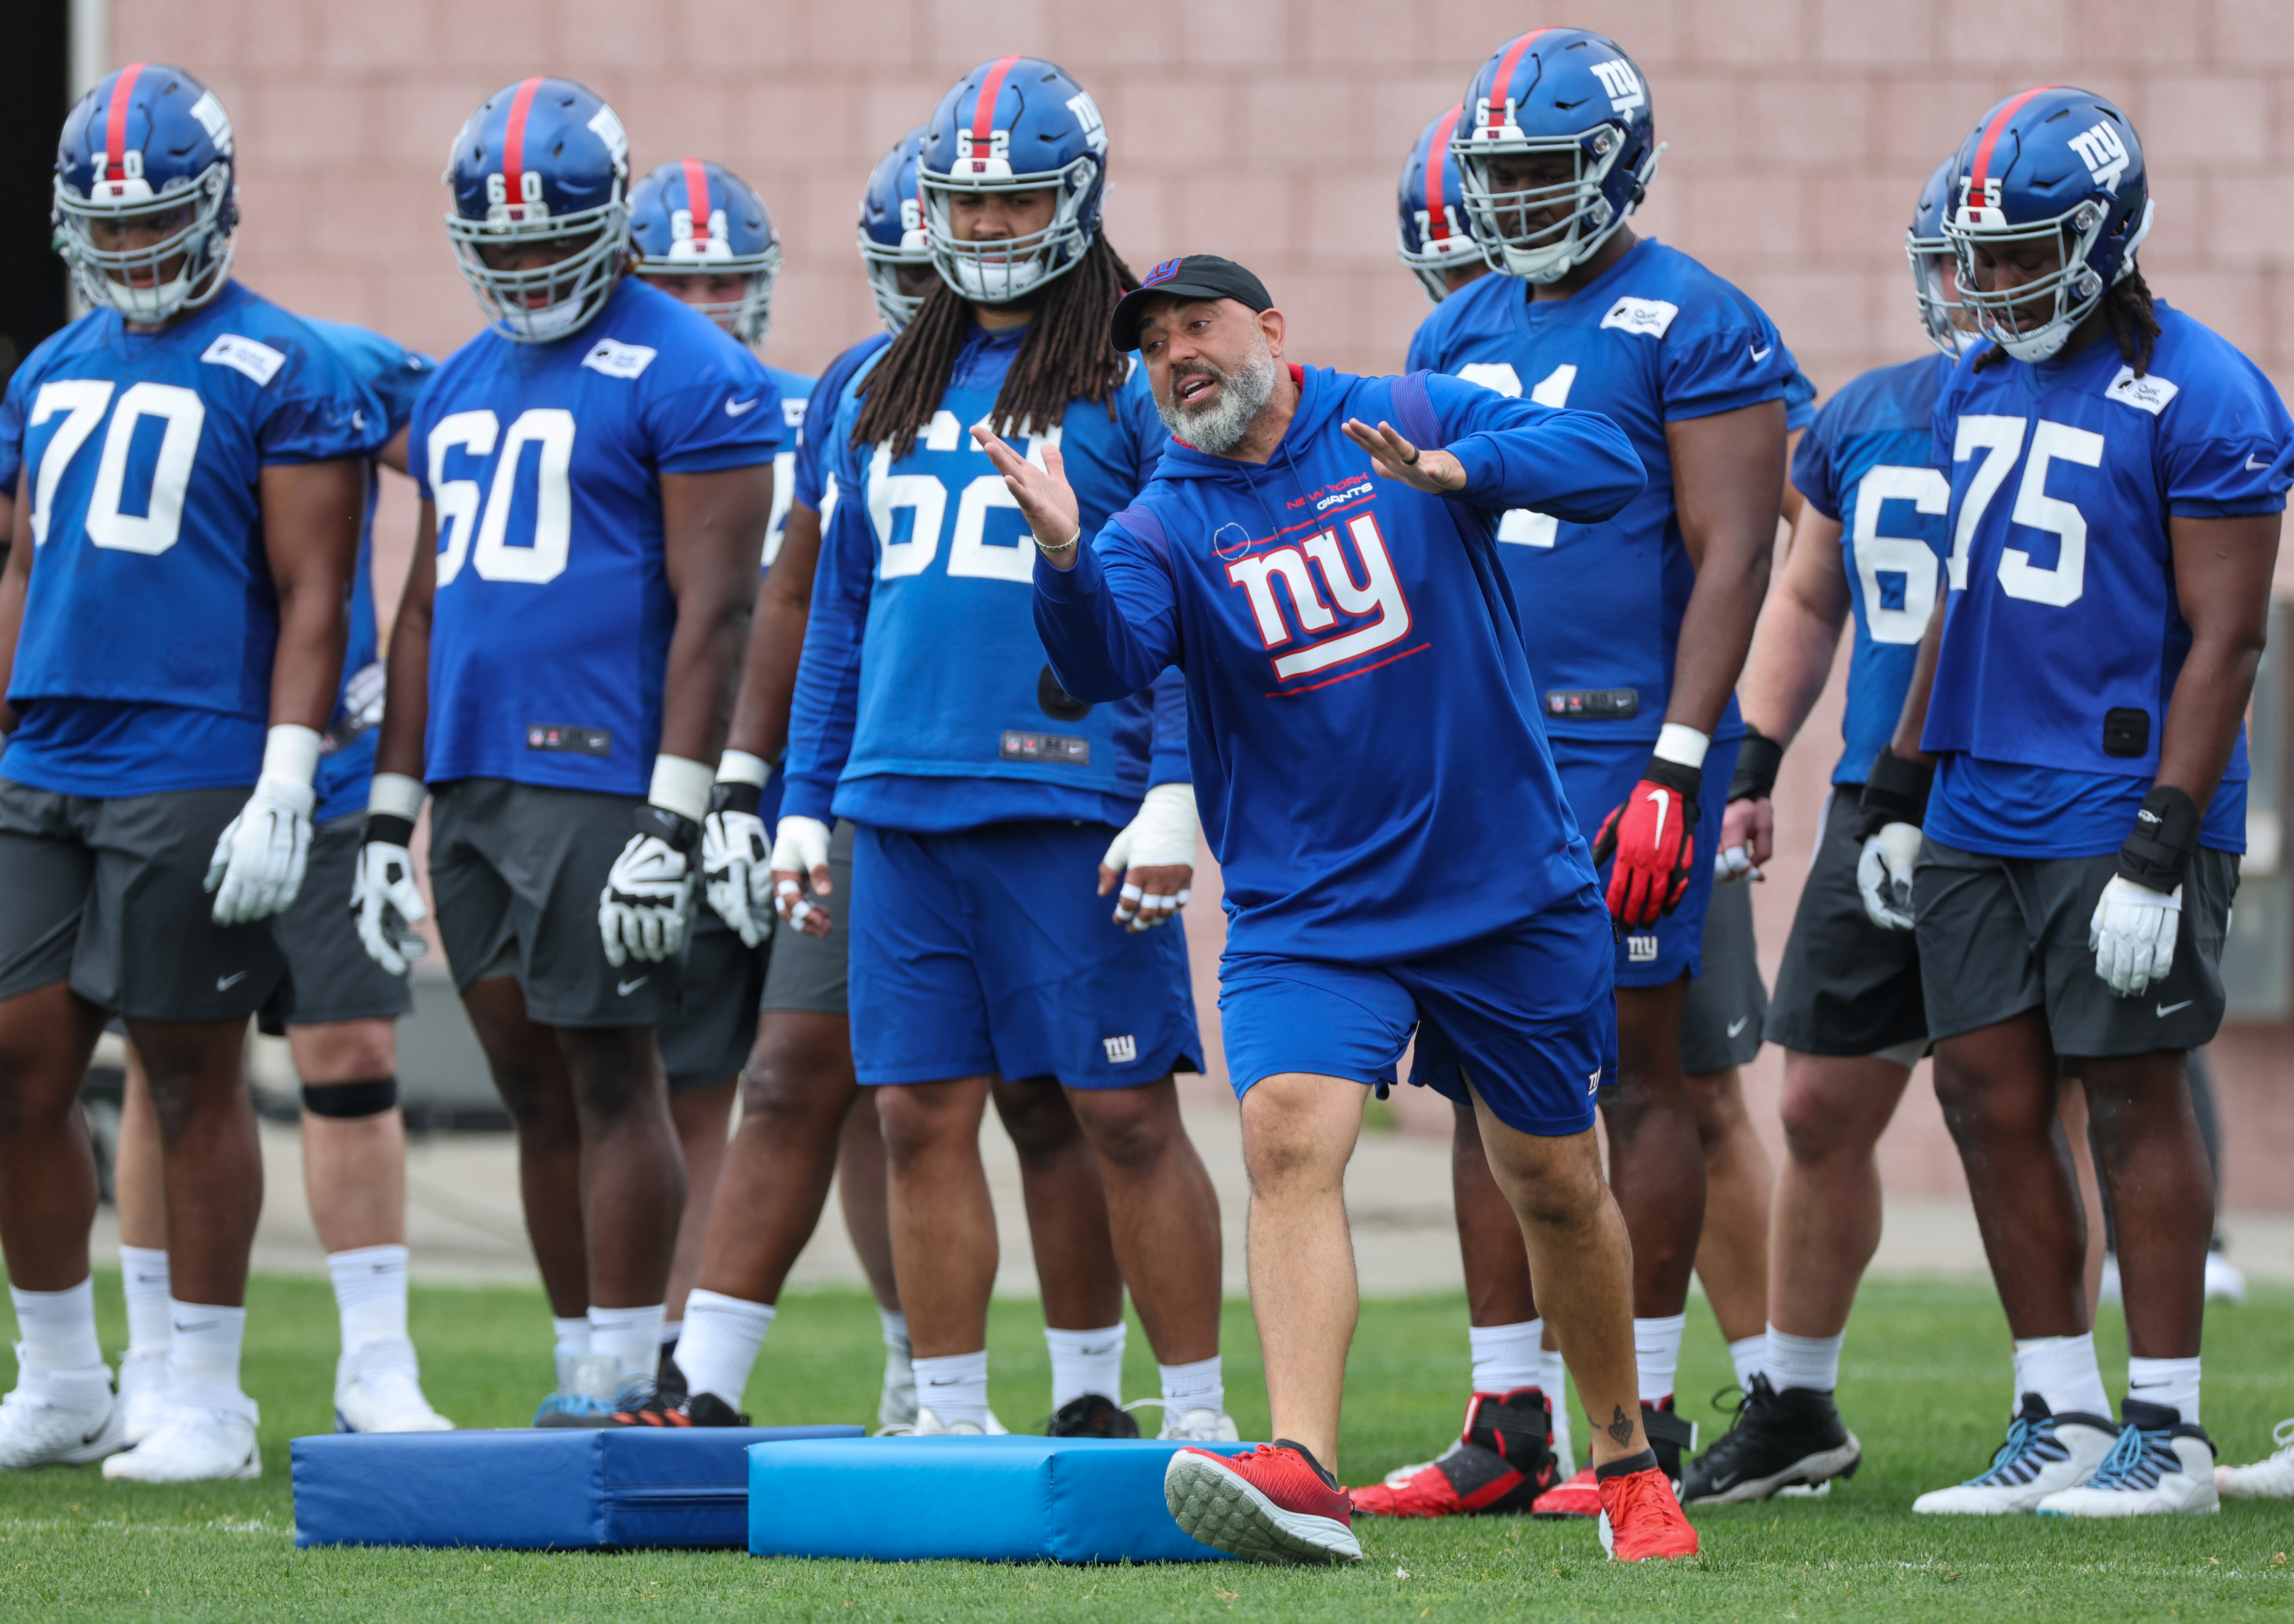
top-left (1165, 1442), bottom-right (1362, 1564)
top-left (1351, 1388), bottom-right (1557, 1518)
top-left (1532, 1464), bottom-right (1601, 1518)
top-left (1597, 1466), bottom-right (1699, 1561)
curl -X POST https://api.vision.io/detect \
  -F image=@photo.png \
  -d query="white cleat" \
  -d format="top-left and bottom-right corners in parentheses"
top-left (1913, 1393), bottom-right (2117, 1514)
top-left (1137, 1403), bottom-right (1241, 1443)
top-left (912, 1405), bottom-right (1009, 1437)
top-left (2205, 1251), bottom-right (2248, 1304)
top-left (335, 1342), bottom-right (452, 1433)
top-left (117, 1348), bottom-right (174, 1446)
top-left (2216, 1419), bottom-right (2294, 1499)
top-left (103, 1382), bottom-right (260, 1482)
top-left (0, 1365), bottom-right (124, 1470)
top-left (2039, 1404), bottom-right (2218, 1517)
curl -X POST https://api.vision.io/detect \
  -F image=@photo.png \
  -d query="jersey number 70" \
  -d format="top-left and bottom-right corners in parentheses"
top-left (29, 380), bottom-right (206, 556)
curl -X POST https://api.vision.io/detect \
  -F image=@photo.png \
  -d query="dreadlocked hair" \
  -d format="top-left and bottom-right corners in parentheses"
top-left (1972, 260), bottom-right (2160, 375)
top-left (850, 234), bottom-right (1139, 460)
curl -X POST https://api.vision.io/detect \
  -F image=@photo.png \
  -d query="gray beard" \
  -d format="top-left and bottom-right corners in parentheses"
top-left (1157, 346), bottom-right (1278, 455)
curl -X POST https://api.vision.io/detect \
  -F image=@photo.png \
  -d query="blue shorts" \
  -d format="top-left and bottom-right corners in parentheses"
top-left (1549, 734), bottom-right (1739, 988)
top-left (848, 821), bottom-right (1202, 1090)
top-left (1216, 888), bottom-right (1617, 1138)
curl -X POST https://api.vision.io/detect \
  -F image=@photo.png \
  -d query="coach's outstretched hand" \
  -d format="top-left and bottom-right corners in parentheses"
top-left (770, 815), bottom-right (835, 938)
top-left (973, 426), bottom-right (1083, 565)
top-left (1342, 420), bottom-right (1468, 494)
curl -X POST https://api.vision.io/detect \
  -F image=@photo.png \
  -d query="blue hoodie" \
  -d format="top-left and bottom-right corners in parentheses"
top-left (1035, 364), bottom-right (1645, 963)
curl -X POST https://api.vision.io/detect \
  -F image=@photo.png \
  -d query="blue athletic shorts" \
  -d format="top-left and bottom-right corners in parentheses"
top-left (848, 820), bottom-right (1202, 1090)
top-left (1216, 887), bottom-right (1617, 1137)
top-left (1549, 734), bottom-right (1739, 988)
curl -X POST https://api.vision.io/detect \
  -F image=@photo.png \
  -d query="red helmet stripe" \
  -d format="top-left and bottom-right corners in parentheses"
top-left (681, 158), bottom-right (711, 242)
top-left (1485, 31), bottom-right (1550, 132)
top-left (105, 62), bottom-right (147, 181)
top-left (1426, 103), bottom-right (1464, 239)
top-left (500, 76), bottom-right (545, 211)
top-left (970, 55), bottom-right (1023, 149)
top-left (1968, 85), bottom-right (2057, 202)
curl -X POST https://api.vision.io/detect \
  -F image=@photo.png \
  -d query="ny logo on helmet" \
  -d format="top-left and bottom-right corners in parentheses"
top-left (1589, 59), bottom-right (1646, 116)
top-left (2067, 121), bottom-right (2130, 194)
top-left (1066, 90), bottom-right (1108, 157)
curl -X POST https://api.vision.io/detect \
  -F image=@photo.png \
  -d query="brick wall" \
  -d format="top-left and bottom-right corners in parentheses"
top-left (103, 0), bottom-right (2294, 1206)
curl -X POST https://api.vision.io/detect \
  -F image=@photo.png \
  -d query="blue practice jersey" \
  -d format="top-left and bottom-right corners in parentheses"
top-left (298, 319), bottom-right (436, 823)
top-left (1034, 364), bottom-right (1645, 963)
top-left (1923, 302), bottom-right (2292, 857)
top-left (411, 277), bottom-right (781, 797)
top-left (1407, 239), bottom-right (1797, 746)
top-left (780, 322), bottom-right (1185, 833)
top-left (791, 333), bottom-right (892, 518)
top-left (2, 281), bottom-right (384, 797)
top-left (763, 363), bottom-right (813, 568)
top-left (1790, 352), bottom-right (1954, 786)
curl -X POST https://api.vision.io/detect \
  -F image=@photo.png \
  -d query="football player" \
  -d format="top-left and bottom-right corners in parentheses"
top-left (1397, 105), bottom-right (1492, 303)
top-left (0, 65), bottom-right (377, 1479)
top-left (1678, 159), bottom-right (1969, 1503)
top-left (1388, 29), bottom-right (1795, 1516)
top-left (355, 77), bottom-right (781, 1422)
top-left (757, 58), bottom-right (1229, 1442)
top-left (1870, 90), bottom-right (2286, 1516)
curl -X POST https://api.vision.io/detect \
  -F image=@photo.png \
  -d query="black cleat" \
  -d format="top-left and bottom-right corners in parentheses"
top-left (1680, 1374), bottom-right (1861, 1504)
top-left (655, 1351), bottom-right (689, 1405)
top-left (1047, 1394), bottom-right (1141, 1438)
top-left (600, 1387), bottom-right (750, 1428)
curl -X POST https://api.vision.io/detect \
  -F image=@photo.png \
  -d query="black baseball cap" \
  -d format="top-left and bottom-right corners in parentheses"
top-left (1111, 255), bottom-right (1273, 352)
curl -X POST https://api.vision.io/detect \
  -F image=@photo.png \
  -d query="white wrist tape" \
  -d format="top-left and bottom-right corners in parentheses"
top-left (649, 754), bottom-right (714, 824)
top-left (368, 772), bottom-right (428, 822)
top-left (1107, 781), bottom-right (1201, 870)
top-left (1654, 723), bottom-right (1710, 772)
top-left (262, 723), bottom-right (324, 789)
top-left (717, 749), bottom-right (772, 788)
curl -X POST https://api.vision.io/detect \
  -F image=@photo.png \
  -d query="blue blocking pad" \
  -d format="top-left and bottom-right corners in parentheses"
top-left (747, 1435), bottom-right (1254, 1563)
top-left (292, 1425), bottom-right (863, 1550)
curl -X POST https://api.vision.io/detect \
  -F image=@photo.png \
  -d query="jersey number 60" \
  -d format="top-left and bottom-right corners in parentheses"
top-left (429, 407), bottom-right (576, 586)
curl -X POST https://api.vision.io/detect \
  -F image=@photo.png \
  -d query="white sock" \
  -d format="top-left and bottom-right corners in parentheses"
top-left (1046, 1323), bottom-right (1126, 1409)
top-left (676, 1290), bottom-right (776, 1409)
top-left (660, 1319), bottom-right (683, 1348)
top-left (2126, 1355), bottom-right (2201, 1426)
top-left (914, 1348), bottom-right (989, 1430)
top-left (879, 1307), bottom-right (910, 1357)
top-left (589, 1304), bottom-right (666, 1386)
top-left (1539, 1346), bottom-right (1568, 1409)
top-left (552, 1315), bottom-right (591, 1360)
top-left (327, 1244), bottom-right (410, 1356)
top-left (1728, 1334), bottom-right (1768, 1393)
top-left (1159, 1354), bottom-right (1223, 1417)
top-left (1634, 1314), bottom-right (1686, 1406)
top-left (11, 1279), bottom-right (104, 1375)
top-left (1468, 1318), bottom-right (1543, 1393)
top-left (2012, 1332), bottom-right (2110, 1420)
top-left (1766, 1326), bottom-right (1844, 1394)
top-left (169, 1299), bottom-right (247, 1391)
top-left (118, 1246), bottom-right (173, 1356)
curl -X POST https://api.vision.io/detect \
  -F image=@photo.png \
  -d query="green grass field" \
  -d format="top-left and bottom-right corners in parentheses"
top-left (1, 1275), bottom-right (2290, 1621)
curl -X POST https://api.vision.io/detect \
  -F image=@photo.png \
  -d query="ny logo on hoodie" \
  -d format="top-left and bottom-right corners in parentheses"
top-left (1225, 511), bottom-right (1414, 682)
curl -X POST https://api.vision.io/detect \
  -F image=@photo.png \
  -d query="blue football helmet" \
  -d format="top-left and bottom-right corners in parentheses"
top-left (628, 159), bottom-right (781, 346)
top-left (443, 77), bottom-right (631, 343)
top-left (857, 128), bottom-right (931, 332)
top-left (52, 63), bottom-right (238, 324)
top-left (918, 56), bottom-right (1108, 304)
top-left (1907, 156), bottom-right (1970, 357)
top-left (1452, 28), bottom-right (1663, 284)
top-left (1943, 87), bottom-right (2152, 363)
top-left (1398, 105), bottom-right (1489, 303)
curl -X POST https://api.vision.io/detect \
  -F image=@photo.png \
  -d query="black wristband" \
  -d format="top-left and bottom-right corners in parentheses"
top-left (365, 812), bottom-right (416, 849)
top-left (1855, 749), bottom-right (1933, 839)
top-left (709, 779), bottom-right (763, 817)
top-left (1728, 726), bottom-right (1783, 804)
top-left (634, 804), bottom-right (701, 854)
top-left (2117, 784), bottom-right (2199, 893)
top-left (1642, 754), bottom-right (1702, 802)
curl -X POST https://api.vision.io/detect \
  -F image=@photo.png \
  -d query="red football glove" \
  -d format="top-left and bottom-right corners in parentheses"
top-left (1591, 757), bottom-right (1702, 938)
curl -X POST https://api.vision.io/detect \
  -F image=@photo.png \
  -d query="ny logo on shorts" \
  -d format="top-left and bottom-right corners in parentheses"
top-left (1102, 1034), bottom-right (1139, 1064)
top-left (1626, 933), bottom-right (1659, 963)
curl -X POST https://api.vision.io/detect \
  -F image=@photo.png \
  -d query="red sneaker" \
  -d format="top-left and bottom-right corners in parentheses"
top-left (1351, 1388), bottom-right (1556, 1517)
top-left (1165, 1442), bottom-right (1362, 1564)
top-left (1531, 1466), bottom-right (1600, 1518)
top-left (1597, 1466), bottom-right (1699, 1561)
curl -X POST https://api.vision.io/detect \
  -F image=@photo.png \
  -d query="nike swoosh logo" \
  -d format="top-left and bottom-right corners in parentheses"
top-left (1646, 787), bottom-right (1671, 845)
top-left (1726, 1017), bottom-right (1751, 1037)
top-left (617, 977), bottom-right (649, 996)
top-left (2156, 1000), bottom-right (2193, 1017)
top-left (216, 971), bottom-right (249, 991)
top-left (2248, 455), bottom-right (2270, 471)
top-left (724, 397), bottom-right (760, 416)
top-left (173, 1320), bottom-right (218, 1334)
top-left (1749, 344), bottom-right (1773, 362)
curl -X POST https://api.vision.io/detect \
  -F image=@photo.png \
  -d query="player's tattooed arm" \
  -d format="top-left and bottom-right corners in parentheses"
top-left (373, 501), bottom-right (438, 783)
top-left (659, 464), bottom-right (774, 767)
top-left (2158, 511), bottom-right (2280, 811)
top-left (260, 457), bottom-right (365, 735)
top-left (1663, 398), bottom-right (1787, 736)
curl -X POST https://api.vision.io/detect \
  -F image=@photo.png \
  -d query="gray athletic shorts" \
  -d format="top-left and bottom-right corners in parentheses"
top-left (758, 818), bottom-right (855, 1016)
top-left (1766, 785), bottom-right (1927, 1058)
top-left (258, 814), bottom-right (415, 1033)
top-left (1915, 838), bottom-right (2239, 1056)
top-left (659, 907), bottom-right (766, 1092)
top-left (0, 778), bottom-right (285, 1021)
top-left (1679, 866), bottom-right (1768, 1073)
top-left (427, 778), bottom-right (681, 1028)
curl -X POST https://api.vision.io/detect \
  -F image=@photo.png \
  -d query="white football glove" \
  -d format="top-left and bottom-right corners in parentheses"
top-left (770, 814), bottom-right (834, 933)
top-left (702, 753), bottom-right (775, 949)
top-left (1101, 782), bottom-right (1198, 930)
top-left (204, 725), bottom-right (323, 925)
top-left (600, 819), bottom-right (697, 968)
top-left (1856, 821), bottom-right (1923, 933)
top-left (351, 834), bottom-right (429, 977)
top-left (2090, 875), bottom-right (2182, 997)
